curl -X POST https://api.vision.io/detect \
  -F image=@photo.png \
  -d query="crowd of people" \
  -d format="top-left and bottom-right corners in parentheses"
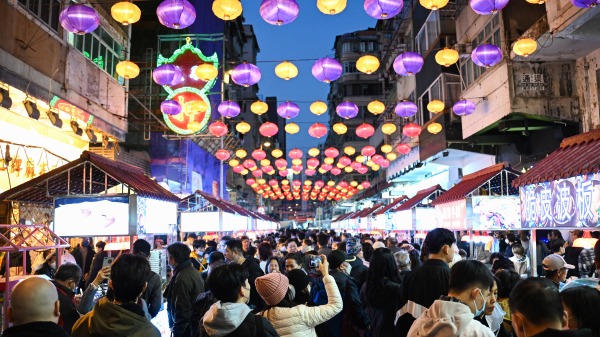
top-left (3, 227), bottom-right (600, 337)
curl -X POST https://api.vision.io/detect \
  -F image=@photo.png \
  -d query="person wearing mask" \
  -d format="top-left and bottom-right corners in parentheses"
top-left (360, 248), bottom-right (403, 337)
top-left (185, 233), bottom-right (198, 251)
top-left (217, 236), bottom-right (231, 255)
top-left (408, 260), bottom-right (495, 337)
top-left (509, 278), bottom-right (594, 337)
top-left (542, 254), bottom-right (575, 289)
top-left (301, 239), bottom-right (314, 254)
top-left (35, 250), bottom-right (57, 279)
top-left (394, 250), bottom-right (412, 284)
top-left (345, 237), bottom-right (368, 291)
top-left (85, 241), bottom-right (107, 288)
top-left (474, 277), bottom-right (510, 337)
top-left (287, 269), bottom-right (311, 305)
top-left (164, 242), bottom-right (205, 337)
top-left (225, 239), bottom-right (265, 312)
top-left (495, 269), bottom-right (521, 336)
top-left (561, 287), bottom-right (600, 337)
top-left (200, 264), bottom-right (279, 337)
top-left (509, 244), bottom-right (530, 278)
top-left (71, 238), bottom-right (94, 288)
top-left (255, 256), bottom-right (343, 337)
top-left (397, 228), bottom-right (456, 336)
top-left (241, 236), bottom-right (251, 256)
top-left (317, 233), bottom-right (332, 256)
top-left (202, 251), bottom-right (225, 282)
top-left (132, 239), bottom-right (163, 319)
top-left (2, 277), bottom-right (67, 337)
top-left (191, 239), bottom-right (207, 272)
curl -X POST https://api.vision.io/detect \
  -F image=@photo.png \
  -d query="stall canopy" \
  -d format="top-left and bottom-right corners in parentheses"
top-left (180, 190), bottom-right (277, 222)
top-left (394, 185), bottom-right (444, 212)
top-left (374, 196), bottom-right (408, 216)
top-left (0, 151), bottom-right (179, 204)
top-left (352, 203), bottom-right (384, 219)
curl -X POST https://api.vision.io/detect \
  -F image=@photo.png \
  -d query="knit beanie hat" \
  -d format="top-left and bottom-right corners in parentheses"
top-left (287, 269), bottom-right (310, 291)
top-left (373, 241), bottom-right (386, 249)
top-left (255, 272), bottom-right (289, 306)
top-left (327, 250), bottom-right (349, 269)
top-left (346, 237), bottom-right (361, 256)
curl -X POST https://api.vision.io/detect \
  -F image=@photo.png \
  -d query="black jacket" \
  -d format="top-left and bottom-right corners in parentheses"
top-left (397, 259), bottom-right (450, 337)
top-left (164, 259), bottom-right (205, 337)
top-left (0, 251), bottom-right (31, 276)
top-left (2, 321), bottom-right (69, 337)
top-left (348, 256), bottom-right (368, 291)
top-left (531, 328), bottom-right (594, 337)
top-left (85, 251), bottom-right (107, 287)
top-left (360, 278), bottom-right (403, 337)
top-left (70, 245), bottom-right (95, 275)
top-left (241, 257), bottom-right (265, 312)
top-left (52, 280), bottom-right (79, 336)
top-left (34, 262), bottom-right (56, 279)
top-left (143, 270), bottom-right (163, 318)
top-left (327, 269), bottom-right (370, 337)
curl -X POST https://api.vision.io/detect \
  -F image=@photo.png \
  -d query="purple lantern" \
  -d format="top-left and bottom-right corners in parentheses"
top-left (156, 0), bottom-right (196, 29)
top-left (471, 44), bottom-right (503, 68)
top-left (393, 52), bottom-right (424, 76)
top-left (152, 64), bottom-right (183, 86)
top-left (395, 101), bottom-right (418, 118)
top-left (336, 101), bottom-right (359, 119)
top-left (570, 0), bottom-right (597, 8)
top-left (469, 0), bottom-right (509, 14)
top-left (59, 5), bottom-right (100, 34)
top-left (453, 100), bottom-right (476, 116)
top-left (218, 100), bottom-right (241, 118)
top-left (231, 62), bottom-right (262, 87)
top-left (312, 57), bottom-right (343, 83)
top-left (364, 0), bottom-right (404, 19)
top-left (277, 101), bottom-right (300, 119)
top-left (161, 100), bottom-right (182, 115)
top-left (260, 0), bottom-right (300, 25)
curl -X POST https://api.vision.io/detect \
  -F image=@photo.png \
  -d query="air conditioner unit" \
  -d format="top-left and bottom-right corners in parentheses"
top-left (455, 43), bottom-right (473, 58)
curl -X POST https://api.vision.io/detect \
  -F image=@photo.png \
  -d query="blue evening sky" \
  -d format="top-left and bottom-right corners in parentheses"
top-left (242, 2), bottom-right (376, 153)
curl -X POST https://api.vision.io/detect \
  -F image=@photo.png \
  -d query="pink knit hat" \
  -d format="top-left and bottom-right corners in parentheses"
top-left (255, 273), bottom-right (289, 306)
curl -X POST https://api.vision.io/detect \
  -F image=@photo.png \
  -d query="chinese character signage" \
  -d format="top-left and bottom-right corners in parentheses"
top-left (520, 173), bottom-right (600, 228)
top-left (435, 199), bottom-right (467, 230)
top-left (471, 196), bottom-right (521, 230)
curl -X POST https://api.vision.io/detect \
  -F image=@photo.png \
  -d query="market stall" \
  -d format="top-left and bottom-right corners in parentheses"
top-left (514, 128), bottom-right (600, 276)
top-left (331, 212), bottom-right (356, 230)
top-left (371, 195), bottom-right (408, 231)
top-left (353, 203), bottom-right (384, 233)
top-left (391, 185), bottom-right (445, 240)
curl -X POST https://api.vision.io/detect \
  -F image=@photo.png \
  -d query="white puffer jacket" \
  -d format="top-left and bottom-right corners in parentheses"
top-left (260, 274), bottom-right (343, 337)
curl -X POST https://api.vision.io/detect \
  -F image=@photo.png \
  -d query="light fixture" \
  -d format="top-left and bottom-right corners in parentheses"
top-left (0, 88), bottom-right (13, 109)
top-left (47, 109), bottom-right (63, 128)
top-left (310, 101), bottom-right (327, 115)
top-left (251, 100), bottom-right (268, 115)
top-left (111, 1), bottom-right (141, 25)
top-left (317, 0), bottom-right (347, 14)
top-left (419, 0), bottom-right (449, 10)
top-left (23, 100), bottom-right (40, 120)
top-left (435, 48), bottom-right (459, 67)
top-left (116, 60), bottom-right (140, 79)
top-left (71, 120), bottom-right (83, 136)
top-left (356, 55), bottom-right (380, 74)
top-left (212, 0), bottom-right (243, 20)
top-left (235, 121), bottom-right (251, 134)
top-left (427, 122), bottom-right (443, 134)
top-left (264, 141), bottom-right (271, 147)
top-left (274, 61), bottom-right (298, 80)
top-left (85, 128), bottom-right (98, 142)
top-left (512, 38), bottom-right (538, 57)
top-left (427, 100), bottom-right (445, 113)
top-left (195, 63), bottom-right (218, 81)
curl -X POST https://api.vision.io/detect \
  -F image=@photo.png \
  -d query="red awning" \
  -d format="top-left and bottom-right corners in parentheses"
top-left (374, 196), bottom-right (407, 216)
top-left (514, 128), bottom-right (600, 187)
top-left (432, 163), bottom-right (520, 206)
top-left (352, 203), bottom-right (383, 218)
top-left (394, 185), bottom-right (445, 212)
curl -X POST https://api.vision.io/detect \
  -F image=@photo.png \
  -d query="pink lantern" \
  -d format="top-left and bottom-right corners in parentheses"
top-left (305, 169), bottom-right (316, 176)
top-left (262, 165), bottom-right (274, 173)
top-left (339, 181), bottom-right (349, 188)
top-left (292, 180), bottom-right (302, 187)
top-left (403, 123), bottom-right (422, 138)
top-left (279, 170), bottom-right (289, 177)
top-left (308, 123), bottom-right (328, 138)
top-left (361, 181), bottom-right (371, 189)
top-left (396, 143), bottom-right (411, 155)
top-left (372, 154), bottom-right (384, 164)
top-left (275, 158), bottom-right (288, 169)
top-left (331, 167), bottom-right (342, 175)
top-left (209, 121), bottom-right (228, 137)
top-left (269, 179), bottom-right (278, 186)
top-left (361, 146), bottom-right (376, 157)
top-left (246, 178), bottom-right (255, 185)
top-left (307, 158), bottom-right (320, 168)
top-left (243, 159), bottom-right (256, 169)
top-left (292, 165), bottom-right (303, 172)
top-left (380, 159), bottom-right (390, 168)
top-left (259, 122), bottom-right (279, 137)
top-left (233, 165), bottom-right (245, 173)
top-left (339, 156), bottom-right (351, 166)
top-left (315, 180), bottom-right (325, 188)
top-left (351, 161), bottom-right (363, 170)
top-left (289, 148), bottom-right (304, 159)
top-left (215, 149), bottom-right (231, 161)
top-left (321, 164), bottom-right (333, 171)
top-left (356, 123), bottom-right (375, 139)
top-left (357, 166), bottom-right (369, 174)
top-left (252, 149), bottom-right (267, 161)
top-left (252, 170), bottom-right (263, 178)
top-left (324, 147), bottom-right (340, 158)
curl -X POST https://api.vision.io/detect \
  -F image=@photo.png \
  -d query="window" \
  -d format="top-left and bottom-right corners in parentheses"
top-left (69, 27), bottom-right (124, 79)
top-left (460, 14), bottom-right (501, 88)
top-left (343, 61), bottom-right (357, 74)
top-left (344, 84), bottom-right (383, 96)
top-left (418, 73), bottom-right (461, 124)
top-left (18, 0), bottom-right (61, 32)
top-left (415, 11), bottom-right (440, 56)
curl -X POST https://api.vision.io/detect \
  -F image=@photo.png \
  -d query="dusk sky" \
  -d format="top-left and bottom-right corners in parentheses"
top-left (242, 2), bottom-right (376, 153)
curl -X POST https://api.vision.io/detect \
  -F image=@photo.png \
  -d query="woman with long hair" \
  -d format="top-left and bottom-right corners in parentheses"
top-left (360, 248), bottom-right (403, 337)
top-left (561, 286), bottom-right (600, 337)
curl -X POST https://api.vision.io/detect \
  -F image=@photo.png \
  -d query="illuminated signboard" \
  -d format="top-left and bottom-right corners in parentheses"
top-left (435, 199), bottom-right (468, 230)
top-left (520, 173), bottom-right (600, 228)
top-left (50, 96), bottom-right (94, 125)
top-left (392, 210), bottom-right (412, 230)
top-left (471, 196), bottom-right (521, 230)
top-left (157, 37), bottom-right (219, 135)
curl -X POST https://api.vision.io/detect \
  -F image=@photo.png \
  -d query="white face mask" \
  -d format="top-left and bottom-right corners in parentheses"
top-left (344, 263), bottom-right (352, 275)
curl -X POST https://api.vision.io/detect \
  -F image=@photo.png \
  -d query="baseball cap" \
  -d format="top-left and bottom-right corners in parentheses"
top-left (542, 254), bottom-right (575, 271)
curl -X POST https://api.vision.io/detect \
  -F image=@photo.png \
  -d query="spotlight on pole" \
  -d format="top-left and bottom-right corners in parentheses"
top-left (47, 109), bottom-right (63, 128)
top-left (0, 88), bottom-right (12, 109)
top-left (85, 128), bottom-right (97, 143)
top-left (70, 120), bottom-right (83, 136)
top-left (24, 100), bottom-right (40, 120)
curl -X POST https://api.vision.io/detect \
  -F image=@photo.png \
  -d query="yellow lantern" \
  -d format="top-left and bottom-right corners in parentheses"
top-left (282, 179), bottom-right (289, 185)
top-left (241, 169), bottom-right (249, 175)
top-left (285, 122), bottom-right (300, 134)
top-left (332, 123), bottom-right (347, 135)
top-left (291, 158), bottom-right (303, 166)
top-left (513, 38), bottom-right (537, 57)
top-left (310, 101), bottom-right (328, 115)
top-left (195, 63), bottom-right (218, 81)
top-left (111, 1), bottom-right (141, 25)
top-left (317, 0), bottom-right (347, 14)
top-left (212, 0), bottom-right (243, 20)
top-left (381, 144), bottom-right (393, 153)
top-left (356, 55), bottom-right (380, 74)
top-left (235, 121), bottom-right (251, 134)
top-left (251, 183), bottom-right (259, 188)
top-left (304, 180), bottom-right (313, 186)
top-left (386, 153), bottom-right (397, 161)
top-left (350, 181), bottom-right (358, 187)
top-left (357, 185), bottom-right (364, 190)
top-left (324, 157), bottom-right (334, 165)
top-left (308, 148), bottom-right (320, 157)
top-left (116, 60), bottom-right (140, 79)
top-left (526, 0), bottom-right (544, 4)
top-left (260, 159), bottom-right (271, 167)
top-left (275, 61), bottom-right (298, 80)
top-left (368, 100), bottom-right (385, 115)
top-left (427, 100), bottom-right (445, 113)
top-left (435, 48), bottom-right (459, 67)
top-left (272, 149), bottom-right (283, 158)
top-left (327, 180), bottom-right (336, 186)
top-left (229, 159), bottom-right (239, 167)
top-left (337, 163), bottom-right (345, 168)
top-left (372, 164), bottom-right (380, 171)
top-left (251, 100), bottom-right (268, 115)
top-left (187, 121), bottom-right (202, 132)
top-left (366, 160), bottom-right (375, 167)
top-left (381, 123), bottom-right (397, 135)
top-left (235, 149), bottom-right (247, 158)
top-left (420, 0), bottom-right (449, 10)
top-left (427, 122), bottom-right (443, 134)
top-left (344, 166), bottom-right (353, 173)
top-left (344, 146), bottom-right (356, 155)
top-left (356, 155), bottom-right (365, 163)
top-left (258, 178), bottom-right (266, 185)
top-left (318, 168), bottom-right (327, 174)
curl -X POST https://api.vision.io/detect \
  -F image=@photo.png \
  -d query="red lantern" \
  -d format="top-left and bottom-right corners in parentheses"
top-left (275, 158), bottom-right (288, 169)
top-left (331, 167), bottom-right (342, 175)
top-left (308, 123), bottom-right (328, 138)
top-left (396, 143), bottom-right (411, 155)
top-left (351, 161), bottom-right (362, 170)
top-left (252, 149), bottom-right (267, 161)
top-left (339, 156), bottom-right (351, 166)
top-left (371, 154), bottom-right (384, 165)
top-left (356, 123), bottom-right (375, 139)
top-left (259, 122), bottom-right (278, 137)
top-left (215, 149), bottom-right (230, 161)
top-left (269, 179), bottom-right (278, 186)
top-left (252, 170), bottom-right (263, 177)
top-left (243, 159), bottom-right (256, 169)
top-left (262, 165), bottom-right (274, 173)
top-left (324, 147), bottom-right (339, 158)
top-left (279, 170), bottom-right (289, 177)
top-left (357, 166), bottom-right (369, 174)
top-left (233, 165), bottom-right (244, 174)
top-left (209, 121), bottom-right (228, 137)
top-left (289, 148), bottom-right (304, 159)
top-left (380, 159), bottom-right (390, 168)
top-left (307, 158), bottom-right (320, 168)
top-left (321, 164), bottom-right (332, 171)
top-left (403, 122), bottom-right (421, 138)
top-left (361, 146), bottom-right (376, 157)
top-left (292, 164), bottom-right (303, 172)
top-left (246, 178), bottom-right (255, 185)
top-left (361, 181), bottom-right (371, 189)
top-left (338, 181), bottom-right (348, 188)
top-left (306, 169), bottom-right (316, 176)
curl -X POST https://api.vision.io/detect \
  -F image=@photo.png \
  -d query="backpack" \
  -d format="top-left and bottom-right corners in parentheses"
top-left (192, 292), bottom-right (217, 337)
top-left (309, 277), bottom-right (328, 306)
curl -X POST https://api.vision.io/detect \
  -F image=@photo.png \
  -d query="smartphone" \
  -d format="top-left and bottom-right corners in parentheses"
top-left (102, 256), bottom-right (114, 268)
top-left (308, 255), bottom-right (322, 269)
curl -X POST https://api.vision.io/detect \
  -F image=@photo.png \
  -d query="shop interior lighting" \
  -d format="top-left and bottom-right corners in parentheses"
top-left (70, 120), bottom-right (83, 136)
top-left (23, 100), bottom-right (40, 120)
top-left (85, 128), bottom-right (97, 143)
top-left (0, 88), bottom-right (12, 109)
top-left (46, 109), bottom-right (63, 128)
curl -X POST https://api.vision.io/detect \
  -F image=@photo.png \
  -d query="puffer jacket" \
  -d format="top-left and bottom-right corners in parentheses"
top-left (260, 275), bottom-right (343, 337)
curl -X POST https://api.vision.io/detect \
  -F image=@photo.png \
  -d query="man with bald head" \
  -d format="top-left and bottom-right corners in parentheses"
top-left (3, 277), bottom-right (68, 337)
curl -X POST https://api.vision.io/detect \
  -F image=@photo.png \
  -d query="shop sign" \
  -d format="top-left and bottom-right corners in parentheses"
top-left (50, 96), bottom-right (94, 124)
top-left (471, 196), bottom-right (521, 230)
top-left (415, 208), bottom-right (438, 230)
top-left (391, 210), bottom-right (412, 230)
top-left (520, 173), bottom-right (600, 228)
top-left (436, 199), bottom-right (467, 230)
